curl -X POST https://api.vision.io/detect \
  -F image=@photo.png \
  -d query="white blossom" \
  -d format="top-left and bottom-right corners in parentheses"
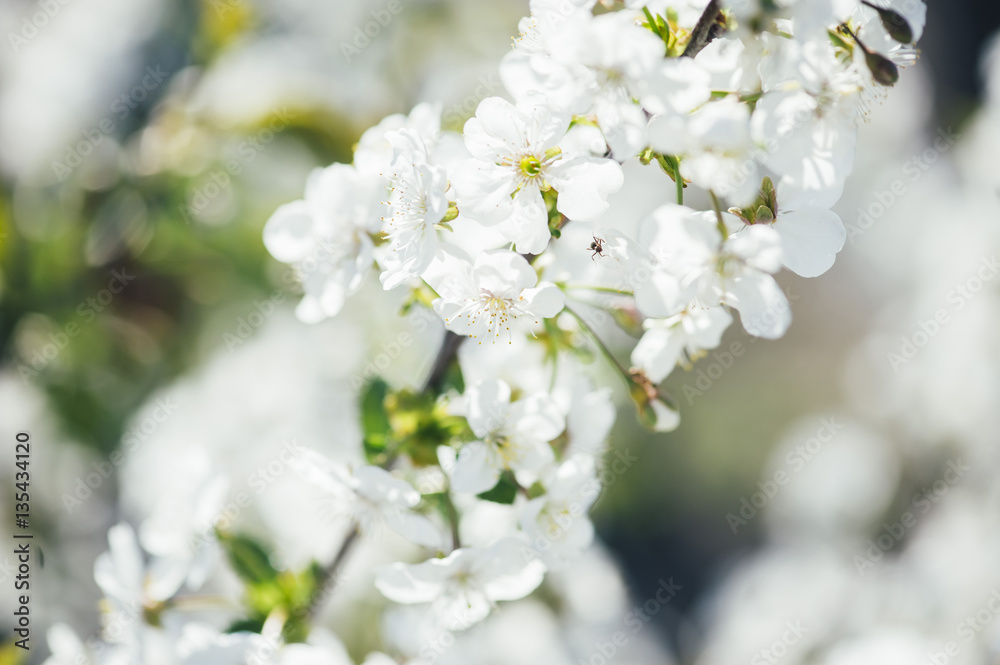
top-left (632, 305), bottom-right (733, 382)
top-left (374, 538), bottom-right (546, 629)
top-left (291, 449), bottom-right (443, 550)
top-left (452, 96), bottom-right (623, 254)
top-left (451, 378), bottom-right (564, 494)
top-left (629, 203), bottom-right (790, 339)
top-left (423, 248), bottom-right (565, 343)
top-left (354, 102), bottom-right (443, 178)
top-left (378, 128), bottom-right (451, 290)
top-left (765, 183), bottom-right (847, 277)
top-left (519, 455), bottom-right (599, 567)
top-left (263, 164), bottom-right (384, 322)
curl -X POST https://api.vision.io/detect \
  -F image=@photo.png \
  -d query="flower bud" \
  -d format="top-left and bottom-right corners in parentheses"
top-left (760, 176), bottom-right (777, 213)
top-left (864, 50), bottom-right (899, 86)
top-left (862, 1), bottom-right (914, 44)
top-left (628, 369), bottom-right (680, 432)
top-left (610, 305), bottom-right (645, 338)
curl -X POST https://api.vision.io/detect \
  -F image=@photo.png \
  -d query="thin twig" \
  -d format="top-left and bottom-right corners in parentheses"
top-left (300, 526), bottom-right (359, 624)
top-left (441, 492), bottom-right (462, 551)
top-left (682, 0), bottom-right (723, 58)
top-left (301, 327), bottom-right (468, 623)
top-left (708, 189), bottom-right (728, 238)
top-left (423, 331), bottom-right (465, 394)
top-left (299, 236), bottom-right (561, 623)
top-left (563, 304), bottom-right (632, 384)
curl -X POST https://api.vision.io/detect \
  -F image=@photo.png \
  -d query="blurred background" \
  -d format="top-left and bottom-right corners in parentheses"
top-left (1, 0), bottom-right (999, 663)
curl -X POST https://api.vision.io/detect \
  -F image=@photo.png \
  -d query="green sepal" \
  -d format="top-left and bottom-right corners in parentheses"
top-left (477, 472), bottom-right (519, 504)
top-left (217, 531), bottom-right (279, 585)
top-left (360, 378), bottom-right (392, 464)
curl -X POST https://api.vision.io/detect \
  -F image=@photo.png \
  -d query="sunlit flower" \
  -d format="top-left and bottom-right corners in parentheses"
top-left (374, 538), bottom-right (546, 629)
top-left (450, 378), bottom-right (564, 494)
top-left (423, 248), bottom-right (565, 343)
top-left (452, 96), bottom-right (623, 254)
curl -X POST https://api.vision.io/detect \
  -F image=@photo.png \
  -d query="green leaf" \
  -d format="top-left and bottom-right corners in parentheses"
top-left (477, 472), bottom-right (519, 504)
top-left (226, 617), bottom-right (265, 634)
top-left (642, 7), bottom-right (668, 48)
top-left (390, 391), bottom-right (469, 466)
top-left (828, 27), bottom-right (852, 51)
top-left (217, 531), bottom-right (279, 585)
top-left (526, 481), bottom-right (547, 500)
top-left (360, 378), bottom-right (392, 462)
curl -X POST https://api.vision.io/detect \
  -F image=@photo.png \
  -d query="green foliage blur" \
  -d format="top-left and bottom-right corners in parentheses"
top-left (0, 1), bottom-right (384, 457)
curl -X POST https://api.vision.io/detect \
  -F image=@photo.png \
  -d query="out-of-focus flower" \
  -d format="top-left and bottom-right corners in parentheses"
top-left (374, 538), bottom-right (546, 629)
top-left (519, 455), bottom-right (599, 567)
top-left (292, 450), bottom-right (443, 550)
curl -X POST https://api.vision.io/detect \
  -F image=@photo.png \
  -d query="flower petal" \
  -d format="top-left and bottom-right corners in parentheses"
top-left (451, 441), bottom-right (502, 494)
top-left (726, 270), bottom-right (791, 339)
top-left (549, 157), bottom-right (624, 221)
top-left (519, 283), bottom-right (565, 319)
top-left (774, 208), bottom-right (846, 277)
top-left (263, 201), bottom-right (319, 263)
top-left (466, 379), bottom-right (512, 438)
top-left (632, 327), bottom-right (686, 383)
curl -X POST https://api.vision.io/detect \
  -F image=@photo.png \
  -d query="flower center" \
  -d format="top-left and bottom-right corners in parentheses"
top-left (485, 432), bottom-right (523, 466)
top-left (520, 154), bottom-right (542, 178)
top-left (445, 289), bottom-right (538, 344)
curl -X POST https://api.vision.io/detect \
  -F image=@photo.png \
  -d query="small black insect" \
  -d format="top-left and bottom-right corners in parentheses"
top-left (588, 236), bottom-right (606, 262)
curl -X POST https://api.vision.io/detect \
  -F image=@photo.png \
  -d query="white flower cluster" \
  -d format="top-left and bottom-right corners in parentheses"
top-left (262, 0), bottom-right (924, 414)
top-left (44, 1), bottom-right (926, 663)
top-left (694, 32), bottom-right (1000, 665)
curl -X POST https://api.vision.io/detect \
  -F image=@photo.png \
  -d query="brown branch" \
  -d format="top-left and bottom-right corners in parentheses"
top-left (682, 0), bottom-right (723, 58)
top-left (423, 331), bottom-right (465, 394)
top-left (297, 525), bottom-right (359, 627)
top-left (296, 236), bottom-right (560, 625)
top-left (298, 328), bottom-right (467, 626)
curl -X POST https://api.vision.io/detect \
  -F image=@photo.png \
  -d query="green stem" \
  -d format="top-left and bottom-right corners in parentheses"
top-left (442, 491), bottom-right (462, 551)
top-left (672, 157), bottom-right (685, 205)
top-left (674, 166), bottom-right (684, 205)
top-left (563, 284), bottom-right (634, 296)
top-left (563, 305), bottom-right (632, 386)
top-left (708, 189), bottom-right (728, 238)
